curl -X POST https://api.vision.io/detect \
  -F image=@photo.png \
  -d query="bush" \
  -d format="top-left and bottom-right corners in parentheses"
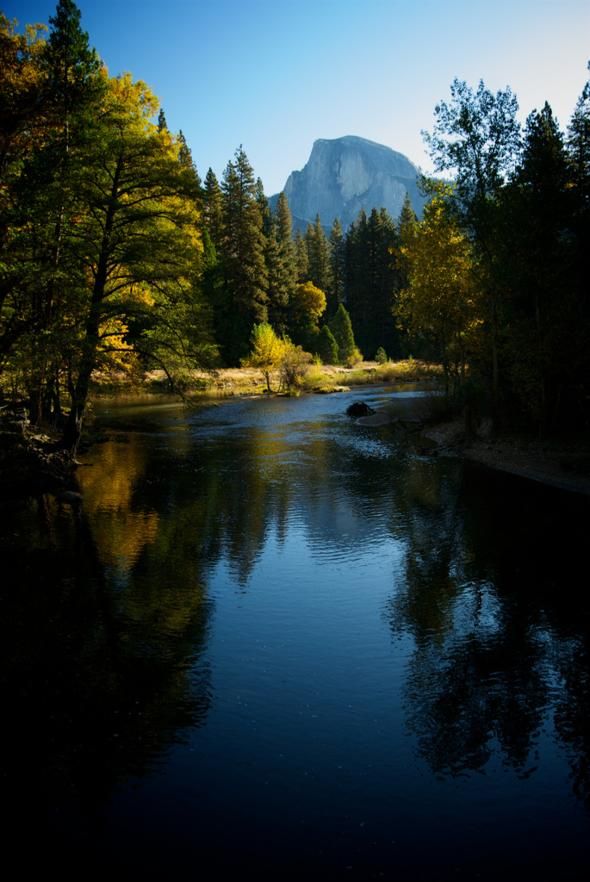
top-left (279, 341), bottom-right (313, 391)
top-left (375, 347), bottom-right (388, 364)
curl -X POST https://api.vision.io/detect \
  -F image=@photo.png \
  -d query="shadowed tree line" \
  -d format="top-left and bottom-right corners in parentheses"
top-left (399, 75), bottom-right (590, 431)
top-left (2, 2), bottom-right (589, 453)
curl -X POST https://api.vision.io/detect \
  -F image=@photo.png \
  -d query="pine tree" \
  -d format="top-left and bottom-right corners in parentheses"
top-left (255, 177), bottom-right (272, 237)
top-left (157, 107), bottom-right (167, 132)
top-left (294, 229), bottom-right (308, 281)
top-left (203, 167), bottom-right (223, 249)
top-left (316, 325), bottom-right (339, 364)
top-left (305, 215), bottom-right (332, 293)
top-left (23, 0), bottom-right (104, 423)
top-left (329, 218), bottom-right (345, 316)
top-left (220, 146), bottom-right (268, 363)
top-left (424, 78), bottom-right (521, 408)
top-left (347, 207), bottom-right (399, 358)
top-left (0, 15), bottom-right (48, 365)
top-left (43, 0), bottom-right (102, 133)
top-left (344, 209), bottom-right (368, 357)
top-left (267, 193), bottom-right (298, 335)
top-left (399, 193), bottom-right (417, 234)
top-left (568, 65), bottom-right (590, 351)
top-left (329, 303), bottom-right (359, 365)
top-left (500, 103), bottom-right (574, 428)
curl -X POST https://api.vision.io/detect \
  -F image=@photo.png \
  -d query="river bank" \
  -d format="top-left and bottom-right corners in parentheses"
top-left (0, 360), bottom-right (439, 494)
top-left (89, 358), bottom-right (442, 398)
top-left (355, 398), bottom-right (590, 496)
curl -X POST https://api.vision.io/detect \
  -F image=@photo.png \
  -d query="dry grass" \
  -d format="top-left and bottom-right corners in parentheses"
top-left (89, 360), bottom-right (443, 400)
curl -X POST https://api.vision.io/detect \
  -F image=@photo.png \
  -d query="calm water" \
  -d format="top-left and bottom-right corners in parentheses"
top-left (1, 388), bottom-right (589, 878)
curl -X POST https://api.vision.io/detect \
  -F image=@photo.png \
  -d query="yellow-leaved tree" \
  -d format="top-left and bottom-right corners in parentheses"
top-left (243, 322), bottom-right (286, 392)
top-left (61, 73), bottom-right (215, 450)
top-left (396, 186), bottom-right (482, 396)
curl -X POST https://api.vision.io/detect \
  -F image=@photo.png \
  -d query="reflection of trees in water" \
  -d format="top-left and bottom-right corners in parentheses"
top-left (389, 464), bottom-right (590, 804)
top-left (0, 443), bottom-right (212, 831)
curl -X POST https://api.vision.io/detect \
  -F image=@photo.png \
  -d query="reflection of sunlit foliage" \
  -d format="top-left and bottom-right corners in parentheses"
top-left (78, 436), bottom-right (159, 573)
top-left (0, 451), bottom-right (212, 825)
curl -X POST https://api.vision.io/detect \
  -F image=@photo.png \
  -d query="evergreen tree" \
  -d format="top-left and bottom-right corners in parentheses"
top-left (329, 218), bottom-right (345, 315)
top-left (177, 130), bottom-right (199, 180)
top-left (42, 0), bottom-right (102, 132)
top-left (500, 103), bottom-right (574, 427)
top-left (316, 324), bottom-right (339, 364)
top-left (20, 0), bottom-right (104, 423)
top-left (399, 193), bottom-right (417, 235)
top-left (346, 207), bottom-right (399, 359)
top-left (203, 167), bottom-right (223, 249)
top-left (329, 303), bottom-right (359, 365)
top-left (264, 223), bottom-right (286, 334)
top-left (424, 78), bottom-right (521, 408)
top-left (305, 215), bottom-right (332, 293)
top-left (0, 15), bottom-right (48, 365)
top-left (220, 146), bottom-right (268, 363)
top-left (268, 193), bottom-right (298, 335)
top-left (157, 107), bottom-right (167, 132)
top-left (255, 176), bottom-right (272, 237)
top-left (294, 229), bottom-right (308, 281)
top-left (568, 64), bottom-right (590, 370)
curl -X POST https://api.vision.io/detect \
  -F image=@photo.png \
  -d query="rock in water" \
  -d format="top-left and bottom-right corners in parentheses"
top-left (347, 401), bottom-right (376, 417)
top-left (271, 135), bottom-right (427, 231)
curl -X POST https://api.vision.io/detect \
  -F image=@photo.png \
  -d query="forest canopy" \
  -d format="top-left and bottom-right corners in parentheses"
top-left (1, 2), bottom-right (589, 449)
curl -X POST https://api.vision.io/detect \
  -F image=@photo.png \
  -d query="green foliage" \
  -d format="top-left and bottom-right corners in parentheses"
top-left (316, 325), bottom-right (339, 364)
top-left (219, 147), bottom-right (268, 364)
top-left (329, 304), bottom-right (360, 365)
top-left (266, 193), bottom-right (297, 336)
top-left (413, 69), bottom-right (590, 429)
top-left (345, 207), bottom-right (400, 359)
top-left (328, 218), bottom-right (345, 315)
top-left (375, 347), bottom-right (388, 364)
top-left (4, 4), bottom-right (589, 446)
top-left (304, 215), bottom-right (332, 294)
top-left (294, 230), bottom-right (308, 282)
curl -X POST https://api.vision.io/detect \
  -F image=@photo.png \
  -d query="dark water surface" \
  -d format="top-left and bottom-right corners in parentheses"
top-left (2, 388), bottom-right (590, 878)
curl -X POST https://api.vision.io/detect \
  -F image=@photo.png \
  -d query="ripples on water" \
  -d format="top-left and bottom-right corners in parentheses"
top-left (1, 388), bottom-right (589, 878)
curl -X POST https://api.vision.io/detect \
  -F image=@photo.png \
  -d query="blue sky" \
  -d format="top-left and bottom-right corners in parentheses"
top-left (5, 0), bottom-right (590, 193)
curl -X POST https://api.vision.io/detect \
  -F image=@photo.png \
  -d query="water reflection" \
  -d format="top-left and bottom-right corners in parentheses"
top-left (0, 434), bottom-right (212, 835)
top-left (391, 463), bottom-right (590, 804)
top-left (1, 392), bottom-right (589, 873)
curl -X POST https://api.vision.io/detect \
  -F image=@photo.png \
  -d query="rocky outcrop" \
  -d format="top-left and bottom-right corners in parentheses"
top-left (271, 135), bottom-right (427, 229)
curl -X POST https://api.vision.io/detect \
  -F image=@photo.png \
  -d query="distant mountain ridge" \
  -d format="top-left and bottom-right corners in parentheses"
top-left (270, 135), bottom-right (427, 231)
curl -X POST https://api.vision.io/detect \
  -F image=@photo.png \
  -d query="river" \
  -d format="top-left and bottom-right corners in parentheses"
top-left (1, 387), bottom-right (589, 878)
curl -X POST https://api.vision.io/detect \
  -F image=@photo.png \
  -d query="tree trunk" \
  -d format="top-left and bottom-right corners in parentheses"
top-left (61, 155), bottom-right (122, 453)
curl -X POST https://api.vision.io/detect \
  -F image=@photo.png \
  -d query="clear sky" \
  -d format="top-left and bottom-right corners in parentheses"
top-left (5, 0), bottom-right (590, 193)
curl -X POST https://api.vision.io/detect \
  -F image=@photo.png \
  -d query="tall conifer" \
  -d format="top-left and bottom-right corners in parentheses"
top-left (220, 146), bottom-right (268, 363)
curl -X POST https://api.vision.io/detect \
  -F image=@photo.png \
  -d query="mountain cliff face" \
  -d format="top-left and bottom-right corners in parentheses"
top-left (273, 136), bottom-right (426, 230)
